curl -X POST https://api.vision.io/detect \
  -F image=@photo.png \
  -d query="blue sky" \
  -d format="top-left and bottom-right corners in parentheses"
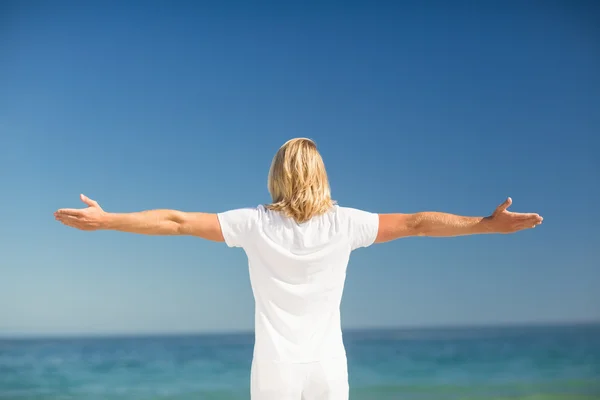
top-left (1, 0), bottom-right (598, 336)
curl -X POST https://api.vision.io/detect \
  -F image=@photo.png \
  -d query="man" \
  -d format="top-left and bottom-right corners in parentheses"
top-left (55, 138), bottom-right (543, 400)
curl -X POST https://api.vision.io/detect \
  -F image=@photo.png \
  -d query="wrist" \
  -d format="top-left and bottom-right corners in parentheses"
top-left (99, 212), bottom-right (116, 230)
top-left (478, 216), bottom-right (497, 233)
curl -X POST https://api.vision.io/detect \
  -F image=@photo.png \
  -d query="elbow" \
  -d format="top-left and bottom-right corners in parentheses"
top-left (409, 213), bottom-right (429, 236)
top-left (174, 222), bottom-right (187, 235)
top-left (168, 211), bottom-right (188, 235)
top-left (379, 213), bottom-right (428, 242)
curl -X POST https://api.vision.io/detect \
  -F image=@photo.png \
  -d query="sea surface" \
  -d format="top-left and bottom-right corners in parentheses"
top-left (1, 324), bottom-right (599, 400)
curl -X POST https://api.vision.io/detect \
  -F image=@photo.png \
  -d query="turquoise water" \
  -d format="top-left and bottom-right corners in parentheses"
top-left (1, 324), bottom-right (599, 399)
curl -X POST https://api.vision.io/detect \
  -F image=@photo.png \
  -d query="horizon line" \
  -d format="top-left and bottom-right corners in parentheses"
top-left (2, 319), bottom-right (599, 340)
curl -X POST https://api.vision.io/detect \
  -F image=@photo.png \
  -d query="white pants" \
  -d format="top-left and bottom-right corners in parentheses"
top-left (250, 357), bottom-right (349, 400)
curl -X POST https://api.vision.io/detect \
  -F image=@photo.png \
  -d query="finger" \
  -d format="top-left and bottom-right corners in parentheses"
top-left (517, 218), bottom-right (542, 228)
top-left (55, 214), bottom-right (93, 229)
top-left (56, 215), bottom-right (82, 224)
top-left (512, 213), bottom-right (542, 221)
top-left (80, 194), bottom-right (99, 208)
top-left (55, 209), bottom-right (84, 217)
top-left (57, 218), bottom-right (78, 228)
top-left (511, 212), bottom-right (538, 218)
top-left (495, 197), bottom-right (512, 214)
top-left (515, 219), bottom-right (542, 230)
top-left (58, 218), bottom-right (88, 230)
top-left (522, 214), bottom-right (543, 224)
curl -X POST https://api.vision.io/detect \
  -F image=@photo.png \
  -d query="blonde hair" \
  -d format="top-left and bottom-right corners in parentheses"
top-left (266, 138), bottom-right (335, 223)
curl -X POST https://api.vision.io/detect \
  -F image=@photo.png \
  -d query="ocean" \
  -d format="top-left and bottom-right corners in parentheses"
top-left (1, 324), bottom-right (599, 400)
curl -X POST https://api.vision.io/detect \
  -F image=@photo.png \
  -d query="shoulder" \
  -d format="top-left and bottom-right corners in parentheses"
top-left (217, 206), bottom-right (263, 247)
top-left (218, 206), bottom-right (261, 221)
top-left (336, 206), bottom-right (378, 220)
top-left (336, 206), bottom-right (379, 249)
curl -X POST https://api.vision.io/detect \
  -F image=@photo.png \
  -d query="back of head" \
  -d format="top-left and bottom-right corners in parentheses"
top-left (267, 138), bottom-right (335, 224)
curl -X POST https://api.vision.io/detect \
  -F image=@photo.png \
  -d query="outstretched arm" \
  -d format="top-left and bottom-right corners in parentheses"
top-left (375, 198), bottom-right (543, 243)
top-left (54, 194), bottom-right (225, 242)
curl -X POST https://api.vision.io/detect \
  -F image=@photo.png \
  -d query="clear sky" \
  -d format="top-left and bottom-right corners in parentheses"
top-left (1, 0), bottom-right (599, 336)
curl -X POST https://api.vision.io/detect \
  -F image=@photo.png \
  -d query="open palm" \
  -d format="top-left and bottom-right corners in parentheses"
top-left (488, 198), bottom-right (543, 233)
top-left (54, 194), bottom-right (107, 231)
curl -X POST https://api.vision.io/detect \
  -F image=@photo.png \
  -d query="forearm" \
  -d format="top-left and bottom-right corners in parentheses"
top-left (411, 212), bottom-right (493, 237)
top-left (102, 210), bottom-right (186, 235)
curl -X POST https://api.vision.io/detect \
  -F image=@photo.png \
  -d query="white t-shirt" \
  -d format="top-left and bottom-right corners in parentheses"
top-left (217, 205), bottom-right (379, 363)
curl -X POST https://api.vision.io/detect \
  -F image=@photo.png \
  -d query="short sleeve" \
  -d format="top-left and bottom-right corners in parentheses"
top-left (341, 207), bottom-right (380, 250)
top-left (217, 208), bottom-right (258, 248)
